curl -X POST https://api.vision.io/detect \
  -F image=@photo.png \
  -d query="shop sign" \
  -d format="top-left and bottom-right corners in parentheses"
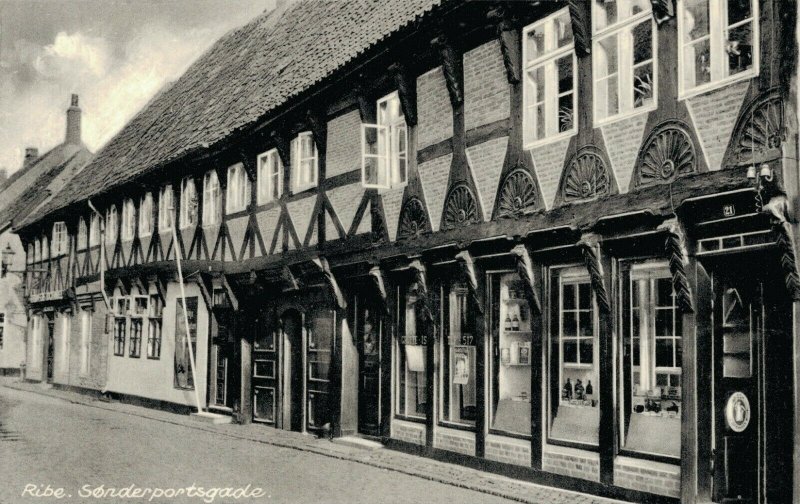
top-left (725, 391), bottom-right (751, 433)
top-left (723, 204), bottom-right (735, 217)
top-left (29, 290), bottom-right (65, 303)
top-left (400, 334), bottom-right (428, 345)
top-left (448, 332), bottom-right (475, 346)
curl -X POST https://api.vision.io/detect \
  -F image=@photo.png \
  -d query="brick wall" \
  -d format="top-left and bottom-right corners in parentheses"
top-left (530, 137), bottom-right (571, 209)
top-left (600, 113), bottom-right (648, 193)
top-left (255, 206), bottom-right (281, 254)
top-left (484, 434), bottom-right (531, 467)
top-left (326, 110), bottom-right (362, 178)
top-left (463, 40), bottom-right (510, 132)
top-left (434, 428), bottom-right (476, 456)
top-left (417, 154), bottom-right (452, 232)
top-left (466, 136), bottom-right (507, 220)
top-left (392, 419), bottom-right (426, 446)
top-left (286, 195), bottom-right (317, 247)
top-left (225, 215), bottom-right (248, 260)
top-left (542, 446), bottom-right (600, 482)
top-left (614, 456), bottom-right (680, 498)
top-left (381, 186), bottom-right (405, 241)
top-left (417, 67), bottom-right (453, 150)
top-left (326, 183), bottom-right (364, 237)
top-left (686, 79), bottom-right (749, 170)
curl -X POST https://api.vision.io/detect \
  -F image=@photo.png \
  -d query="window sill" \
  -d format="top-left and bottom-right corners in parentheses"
top-left (437, 421), bottom-right (476, 432)
top-left (292, 184), bottom-right (318, 195)
top-left (139, 232), bottom-right (152, 239)
top-left (394, 414), bottom-right (426, 424)
top-left (594, 102), bottom-right (656, 128)
top-left (487, 428), bottom-right (531, 441)
top-left (617, 449), bottom-right (680, 466)
top-left (376, 183), bottom-right (408, 194)
top-left (545, 437), bottom-right (599, 452)
top-left (201, 222), bottom-right (221, 229)
top-left (523, 129), bottom-right (576, 151)
top-left (679, 69), bottom-right (757, 101)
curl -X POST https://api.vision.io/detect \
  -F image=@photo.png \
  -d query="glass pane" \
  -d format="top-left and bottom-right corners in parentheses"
top-left (633, 21), bottom-right (653, 64)
top-left (578, 283), bottom-right (591, 309)
top-left (656, 278), bottom-right (674, 307)
top-left (535, 103), bottom-right (546, 140)
top-left (684, 0), bottom-right (710, 42)
top-left (675, 338), bottom-right (682, 367)
top-left (563, 312), bottom-right (577, 337)
top-left (727, 0), bottom-right (752, 25)
top-left (593, 0), bottom-right (617, 31)
top-left (309, 359), bottom-right (330, 381)
top-left (563, 284), bottom-right (576, 310)
top-left (526, 28), bottom-right (546, 60)
top-left (599, 76), bottom-right (619, 118)
top-left (555, 10), bottom-right (573, 48)
top-left (529, 67), bottom-right (545, 103)
top-left (579, 311), bottom-right (593, 337)
top-left (655, 338), bottom-right (674, 367)
top-left (558, 94), bottom-right (574, 133)
top-left (724, 355), bottom-right (751, 378)
top-left (557, 55), bottom-right (573, 94)
top-left (632, 335), bottom-right (641, 366)
top-left (726, 22), bottom-right (754, 76)
top-left (597, 35), bottom-right (618, 77)
top-left (448, 346), bottom-right (476, 424)
top-left (563, 340), bottom-right (578, 363)
top-left (579, 339), bottom-right (593, 364)
top-left (684, 39), bottom-right (712, 89)
top-left (656, 309), bottom-right (672, 336)
top-left (634, 63), bottom-right (654, 108)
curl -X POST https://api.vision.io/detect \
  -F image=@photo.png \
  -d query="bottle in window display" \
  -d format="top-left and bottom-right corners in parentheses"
top-left (511, 313), bottom-right (519, 331)
top-left (574, 379), bottom-right (584, 401)
top-left (562, 378), bottom-right (573, 400)
top-left (504, 313), bottom-right (512, 332)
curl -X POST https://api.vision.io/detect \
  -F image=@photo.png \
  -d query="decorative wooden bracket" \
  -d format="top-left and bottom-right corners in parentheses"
top-left (389, 63), bottom-right (418, 126)
top-left (657, 219), bottom-right (694, 313)
top-left (237, 146), bottom-right (258, 180)
top-left (486, 6), bottom-right (520, 84)
top-left (650, 0), bottom-right (675, 25)
top-left (510, 244), bottom-right (541, 314)
top-left (354, 82), bottom-right (376, 124)
top-left (567, 0), bottom-right (591, 56)
top-left (306, 108), bottom-right (327, 155)
top-left (409, 259), bottom-right (434, 326)
top-left (369, 265), bottom-right (389, 314)
top-left (269, 130), bottom-right (292, 170)
top-left (431, 34), bottom-right (463, 107)
top-left (312, 256), bottom-right (347, 310)
top-left (455, 250), bottom-right (483, 313)
top-left (282, 265), bottom-right (299, 292)
top-left (194, 272), bottom-right (214, 313)
top-left (221, 274), bottom-right (239, 311)
top-left (764, 195), bottom-right (800, 301)
top-left (577, 234), bottom-right (611, 313)
top-left (153, 274), bottom-right (168, 306)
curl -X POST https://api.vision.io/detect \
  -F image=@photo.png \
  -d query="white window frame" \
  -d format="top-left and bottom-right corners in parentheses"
top-left (361, 92), bottom-right (408, 190)
top-left (77, 218), bottom-right (87, 251)
top-left (592, 1), bottom-right (658, 125)
top-left (558, 270), bottom-right (598, 370)
top-left (42, 236), bottom-right (49, 260)
top-left (678, 0), bottom-right (759, 99)
top-left (89, 214), bottom-right (100, 247)
top-left (35, 239), bottom-right (41, 263)
top-left (291, 132), bottom-right (318, 192)
top-left (257, 149), bottom-right (283, 205)
top-left (79, 310), bottom-right (91, 376)
top-left (139, 193), bottom-right (153, 237)
top-left (202, 170), bottom-right (221, 226)
top-left (52, 221), bottom-right (68, 256)
top-left (121, 198), bottom-right (136, 241)
top-left (226, 163), bottom-right (250, 214)
top-left (159, 184), bottom-right (173, 232)
top-left (180, 177), bottom-right (198, 229)
top-left (105, 206), bottom-right (118, 245)
top-left (27, 243), bottom-right (33, 264)
top-left (522, 8), bottom-right (578, 148)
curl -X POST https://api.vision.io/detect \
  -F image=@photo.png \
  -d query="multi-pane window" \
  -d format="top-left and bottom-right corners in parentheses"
top-left (523, 8), bottom-right (576, 146)
top-left (679, 0), bottom-right (758, 95)
top-left (121, 198), bottom-right (136, 241)
top-left (77, 218), bottom-right (87, 251)
top-left (257, 149), bottom-right (282, 204)
top-left (51, 221), bottom-right (67, 256)
top-left (79, 310), bottom-right (91, 376)
top-left (89, 214), bottom-right (100, 247)
top-left (397, 288), bottom-right (427, 419)
top-left (159, 184), bottom-right (173, 232)
top-left (113, 296), bottom-right (127, 356)
top-left (180, 177), bottom-right (198, 228)
top-left (593, 0), bottom-right (656, 122)
top-left (147, 293), bottom-right (163, 359)
top-left (226, 163), bottom-right (250, 214)
top-left (34, 239), bottom-right (41, 263)
top-left (139, 193), bottom-right (153, 237)
top-left (105, 206), bottom-right (118, 245)
top-left (291, 132), bottom-right (318, 192)
top-left (26, 244), bottom-right (33, 264)
top-left (129, 295), bottom-right (147, 358)
top-left (549, 268), bottom-right (599, 446)
top-left (622, 265), bottom-right (682, 459)
top-left (361, 92), bottom-right (408, 189)
top-left (441, 283), bottom-right (477, 426)
top-left (174, 297), bottom-right (198, 389)
top-left (202, 170), bottom-right (222, 226)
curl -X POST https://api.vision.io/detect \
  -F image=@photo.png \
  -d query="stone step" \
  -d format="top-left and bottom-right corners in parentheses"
top-left (190, 411), bottom-right (233, 424)
top-left (332, 435), bottom-right (384, 451)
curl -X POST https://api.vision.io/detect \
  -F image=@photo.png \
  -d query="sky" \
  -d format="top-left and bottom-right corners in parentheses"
top-left (0, 0), bottom-right (274, 177)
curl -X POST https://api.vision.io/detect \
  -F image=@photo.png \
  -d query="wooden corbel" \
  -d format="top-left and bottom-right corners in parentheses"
top-left (431, 33), bottom-right (463, 107)
top-left (657, 219), bottom-right (694, 313)
top-left (153, 274), bottom-right (168, 306)
top-left (486, 6), bottom-right (520, 84)
top-left (577, 233), bottom-right (611, 313)
top-left (510, 244), bottom-right (541, 314)
top-left (567, 0), bottom-right (591, 56)
top-left (455, 250), bottom-right (483, 313)
top-left (221, 274), bottom-right (240, 311)
top-left (194, 273), bottom-right (214, 312)
top-left (306, 108), bottom-right (327, 154)
top-left (354, 82), bottom-right (376, 124)
top-left (409, 259), bottom-right (434, 326)
top-left (388, 63), bottom-right (417, 126)
top-left (115, 278), bottom-right (130, 297)
top-left (369, 265), bottom-right (389, 314)
top-left (236, 146), bottom-right (258, 180)
top-left (269, 130), bottom-right (292, 170)
top-left (282, 265), bottom-right (299, 292)
top-left (312, 256), bottom-right (347, 310)
top-left (764, 195), bottom-right (800, 300)
top-left (651, 0), bottom-right (675, 25)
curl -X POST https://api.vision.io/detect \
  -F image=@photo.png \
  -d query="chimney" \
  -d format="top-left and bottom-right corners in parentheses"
top-left (66, 94), bottom-right (81, 145)
top-left (23, 148), bottom-right (39, 169)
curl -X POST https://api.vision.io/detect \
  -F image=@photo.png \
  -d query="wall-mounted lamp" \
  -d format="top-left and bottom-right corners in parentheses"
top-left (2, 243), bottom-right (48, 279)
top-left (746, 163), bottom-right (773, 181)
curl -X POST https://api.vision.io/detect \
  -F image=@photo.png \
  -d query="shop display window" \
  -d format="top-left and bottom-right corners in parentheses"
top-left (440, 283), bottom-right (477, 426)
top-left (549, 268), bottom-right (599, 446)
top-left (490, 273), bottom-right (532, 436)
top-left (621, 265), bottom-right (681, 459)
top-left (397, 287), bottom-right (427, 420)
top-left (307, 311), bottom-right (333, 430)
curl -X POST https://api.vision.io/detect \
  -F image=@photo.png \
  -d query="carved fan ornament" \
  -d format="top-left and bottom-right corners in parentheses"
top-left (398, 198), bottom-right (428, 240)
top-left (443, 184), bottom-right (479, 230)
top-left (635, 123), bottom-right (696, 188)
top-left (731, 92), bottom-right (784, 163)
top-left (562, 149), bottom-right (610, 202)
top-left (498, 169), bottom-right (537, 219)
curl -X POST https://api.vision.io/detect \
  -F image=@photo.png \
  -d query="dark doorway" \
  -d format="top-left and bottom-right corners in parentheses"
top-left (252, 311), bottom-right (278, 425)
top-left (357, 303), bottom-right (381, 436)
top-left (281, 310), bottom-right (304, 432)
top-left (46, 317), bottom-right (54, 383)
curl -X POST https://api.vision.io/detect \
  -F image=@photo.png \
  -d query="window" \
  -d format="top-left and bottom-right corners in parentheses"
top-left (226, 163), bottom-right (250, 214)
top-left (361, 92), bottom-right (408, 189)
top-left (30, 315), bottom-right (42, 370)
top-left (147, 293), bottom-right (163, 359)
top-left (59, 313), bottom-right (70, 371)
top-left (180, 177), bottom-right (198, 228)
top-left (441, 282), bottom-right (477, 426)
top-left (679, 0), bottom-right (758, 96)
top-left (621, 265), bottom-right (682, 459)
top-left (257, 149), bottom-right (283, 204)
top-left (105, 206), bottom-right (118, 245)
top-left (79, 310), bottom-right (91, 376)
top-left (129, 294), bottom-right (147, 358)
top-left (523, 8), bottom-right (577, 146)
top-left (489, 273), bottom-right (532, 436)
top-left (549, 268), bottom-right (599, 446)
top-left (174, 297), bottom-right (198, 389)
top-left (77, 218), bottom-right (87, 251)
top-left (52, 221), bottom-right (68, 256)
top-left (203, 170), bottom-right (222, 225)
top-left (35, 239), bottom-right (41, 263)
top-left (593, 0), bottom-right (656, 122)
top-left (139, 193), bottom-right (153, 237)
top-left (42, 236), bottom-right (49, 261)
top-left (0, 313), bottom-right (4, 349)
top-left (291, 132), bottom-right (318, 192)
top-left (113, 296), bottom-right (127, 356)
top-left (121, 198), bottom-right (136, 241)
top-left (159, 184), bottom-right (173, 232)
top-left (397, 286), bottom-right (427, 419)
top-left (27, 244), bottom-right (33, 264)
top-left (89, 214), bottom-right (100, 247)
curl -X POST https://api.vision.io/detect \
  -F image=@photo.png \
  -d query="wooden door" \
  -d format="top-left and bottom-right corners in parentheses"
top-left (357, 304), bottom-right (381, 436)
top-left (46, 318), bottom-right (55, 383)
top-left (253, 313), bottom-right (280, 426)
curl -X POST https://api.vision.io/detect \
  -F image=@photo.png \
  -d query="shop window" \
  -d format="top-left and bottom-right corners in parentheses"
top-left (307, 311), bottom-right (333, 430)
top-left (397, 287), bottom-right (427, 419)
top-left (113, 296), bottom-right (128, 357)
top-left (147, 294), bottom-right (163, 359)
top-left (549, 268), bottom-right (599, 446)
top-left (203, 170), bottom-right (222, 226)
top-left (129, 294), bottom-right (147, 358)
top-left (159, 184), bottom-right (173, 232)
top-left (522, 8), bottom-right (577, 146)
top-left (77, 218), bottom-right (87, 251)
top-left (79, 310), bottom-right (91, 376)
top-left (105, 206), bottom-right (118, 245)
top-left (593, 0), bottom-right (656, 122)
top-left (89, 214), bottom-right (100, 246)
top-left (441, 283), bottom-right (477, 426)
top-left (139, 193), bottom-right (153, 237)
top-left (121, 198), bottom-right (136, 241)
top-left (361, 91), bottom-right (408, 189)
top-left (226, 163), bottom-right (250, 214)
top-left (489, 273), bottom-right (532, 436)
top-left (257, 149), bottom-right (283, 205)
top-left (51, 221), bottom-right (68, 256)
top-left (174, 297), bottom-right (198, 389)
top-left (679, 0), bottom-right (758, 96)
top-left (291, 132), bottom-right (318, 192)
top-left (621, 266), bottom-right (682, 459)
top-left (180, 177), bottom-right (198, 229)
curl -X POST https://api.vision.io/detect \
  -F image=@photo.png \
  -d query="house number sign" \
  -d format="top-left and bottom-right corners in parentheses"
top-left (725, 391), bottom-right (751, 433)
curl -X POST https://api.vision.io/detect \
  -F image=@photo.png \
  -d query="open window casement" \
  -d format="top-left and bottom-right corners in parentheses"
top-left (361, 123), bottom-right (390, 189)
top-left (391, 123), bottom-right (408, 187)
top-left (291, 132), bottom-right (318, 191)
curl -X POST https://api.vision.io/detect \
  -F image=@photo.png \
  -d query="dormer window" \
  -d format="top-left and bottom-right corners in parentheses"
top-left (257, 149), bottom-right (282, 204)
top-left (522, 8), bottom-right (577, 146)
top-left (77, 218), bottom-right (87, 251)
top-left (226, 163), bottom-right (250, 214)
top-left (180, 177), bottom-right (198, 229)
top-left (106, 206), bottom-right (118, 244)
top-left (361, 92), bottom-right (408, 189)
top-left (159, 184), bottom-right (173, 232)
top-left (121, 198), bottom-right (136, 241)
top-left (203, 170), bottom-right (222, 225)
top-left (291, 132), bottom-right (318, 192)
top-left (139, 193), bottom-right (153, 237)
top-left (52, 222), bottom-right (67, 256)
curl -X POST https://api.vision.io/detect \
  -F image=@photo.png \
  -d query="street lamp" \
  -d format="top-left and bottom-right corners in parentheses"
top-left (1, 244), bottom-right (16, 278)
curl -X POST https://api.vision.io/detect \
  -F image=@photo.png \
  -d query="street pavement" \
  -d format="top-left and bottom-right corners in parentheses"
top-left (0, 382), bottom-right (626, 504)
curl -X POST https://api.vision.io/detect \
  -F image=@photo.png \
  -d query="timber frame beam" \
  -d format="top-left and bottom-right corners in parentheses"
top-left (657, 219), bottom-right (695, 312)
top-left (311, 256), bottom-right (347, 310)
top-left (576, 233), bottom-right (611, 313)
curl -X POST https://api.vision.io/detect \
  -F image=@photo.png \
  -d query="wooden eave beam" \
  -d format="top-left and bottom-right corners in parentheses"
top-left (221, 273), bottom-right (240, 311)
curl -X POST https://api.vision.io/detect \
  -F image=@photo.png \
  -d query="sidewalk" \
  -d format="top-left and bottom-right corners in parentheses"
top-left (2, 379), bottom-right (625, 504)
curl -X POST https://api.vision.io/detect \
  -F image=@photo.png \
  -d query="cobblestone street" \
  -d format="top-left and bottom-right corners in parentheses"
top-left (0, 381), bottom-right (626, 504)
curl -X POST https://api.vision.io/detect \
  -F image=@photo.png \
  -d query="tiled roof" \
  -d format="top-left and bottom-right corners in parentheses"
top-left (21, 0), bottom-right (445, 228)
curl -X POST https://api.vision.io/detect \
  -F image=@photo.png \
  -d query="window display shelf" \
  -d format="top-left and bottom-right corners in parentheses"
top-left (503, 298), bottom-right (529, 305)
top-left (503, 330), bottom-right (531, 337)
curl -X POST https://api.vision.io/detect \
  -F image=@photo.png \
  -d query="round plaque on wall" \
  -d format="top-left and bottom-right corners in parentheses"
top-left (725, 391), bottom-right (751, 433)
